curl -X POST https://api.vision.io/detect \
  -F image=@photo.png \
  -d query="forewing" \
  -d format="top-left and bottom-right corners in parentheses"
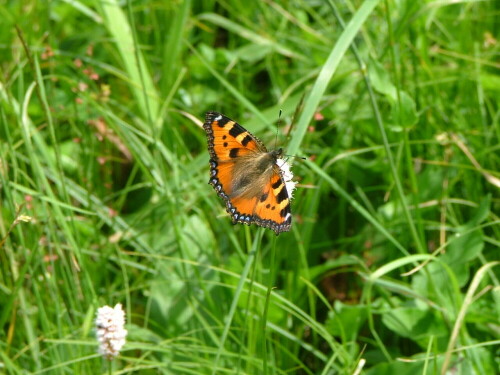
top-left (203, 111), bottom-right (266, 162)
top-left (204, 111), bottom-right (264, 198)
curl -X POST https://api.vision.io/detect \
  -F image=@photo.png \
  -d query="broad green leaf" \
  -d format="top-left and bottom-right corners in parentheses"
top-left (369, 58), bottom-right (417, 128)
top-left (368, 58), bottom-right (396, 100)
top-left (366, 360), bottom-right (428, 375)
top-left (382, 307), bottom-right (447, 346)
top-left (326, 301), bottom-right (368, 341)
top-left (390, 90), bottom-right (417, 128)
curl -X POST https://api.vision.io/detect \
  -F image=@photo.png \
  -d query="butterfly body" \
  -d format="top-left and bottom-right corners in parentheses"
top-left (203, 111), bottom-right (292, 235)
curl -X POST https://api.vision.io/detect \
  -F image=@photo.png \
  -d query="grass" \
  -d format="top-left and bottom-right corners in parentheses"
top-left (1, 0), bottom-right (499, 374)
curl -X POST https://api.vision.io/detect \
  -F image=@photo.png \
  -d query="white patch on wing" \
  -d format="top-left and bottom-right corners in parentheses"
top-left (276, 158), bottom-right (297, 198)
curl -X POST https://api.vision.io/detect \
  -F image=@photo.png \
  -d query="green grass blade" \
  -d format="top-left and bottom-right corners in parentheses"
top-left (99, 0), bottom-right (159, 125)
top-left (287, 0), bottom-right (381, 155)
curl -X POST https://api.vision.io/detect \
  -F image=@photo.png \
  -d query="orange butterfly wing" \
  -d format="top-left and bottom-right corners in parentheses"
top-left (252, 169), bottom-right (292, 233)
top-left (203, 111), bottom-right (292, 235)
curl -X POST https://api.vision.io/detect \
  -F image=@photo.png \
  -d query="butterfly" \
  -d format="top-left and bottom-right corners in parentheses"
top-left (203, 111), bottom-right (295, 235)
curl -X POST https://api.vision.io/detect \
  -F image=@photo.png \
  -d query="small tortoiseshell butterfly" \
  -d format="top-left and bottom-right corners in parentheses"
top-left (203, 111), bottom-right (296, 235)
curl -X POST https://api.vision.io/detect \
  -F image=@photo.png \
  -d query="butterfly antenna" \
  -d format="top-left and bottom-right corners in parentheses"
top-left (274, 109), bottom-right (282, 150)
top-left (284, 154), bottom-right (306, 160)
top-left (283, 92), bottom-right (306, 140)
top-left (275, 107), bottom-right (306, 162)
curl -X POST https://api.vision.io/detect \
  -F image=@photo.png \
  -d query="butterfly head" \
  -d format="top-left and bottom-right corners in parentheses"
top-left (271, 148), bottom-right (284, 160)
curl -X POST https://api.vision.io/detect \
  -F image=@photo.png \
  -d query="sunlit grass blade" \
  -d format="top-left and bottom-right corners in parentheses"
top-left (287, 0), bottom-right (381, 155)
top-left (99, 0), bottom-right (159, 125)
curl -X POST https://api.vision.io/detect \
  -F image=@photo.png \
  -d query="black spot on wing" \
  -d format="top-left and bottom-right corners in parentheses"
top-left (229, 124), bottom-right (245, 138)
top-left (280, 204), bottom-right (291, 218)
top-left (241, 134), bottom-right (253, 147)
top-left (260, 193), bottom-right (268, 202)
top-left (229, 148), bottom-right (239, 158)
top-left (217, 116), bottom-right (230, 127)
top-left (272, 179), bottom-right (282, 189)
top-left (276, 186), bottom-right (288, 204)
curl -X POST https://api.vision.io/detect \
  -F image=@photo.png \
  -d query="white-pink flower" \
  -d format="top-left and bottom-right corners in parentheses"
top-left (276, 158), bottom-right (297, 198)
top-left (95, 303), bottom-right (127, 360)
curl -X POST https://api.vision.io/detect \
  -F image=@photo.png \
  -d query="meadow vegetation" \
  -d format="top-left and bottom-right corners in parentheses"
top-left (0, 0), bottom-right (499, 373)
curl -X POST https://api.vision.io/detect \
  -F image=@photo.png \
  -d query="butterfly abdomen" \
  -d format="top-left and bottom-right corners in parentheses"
top-left (231, 149), bottom-right (286, 197)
